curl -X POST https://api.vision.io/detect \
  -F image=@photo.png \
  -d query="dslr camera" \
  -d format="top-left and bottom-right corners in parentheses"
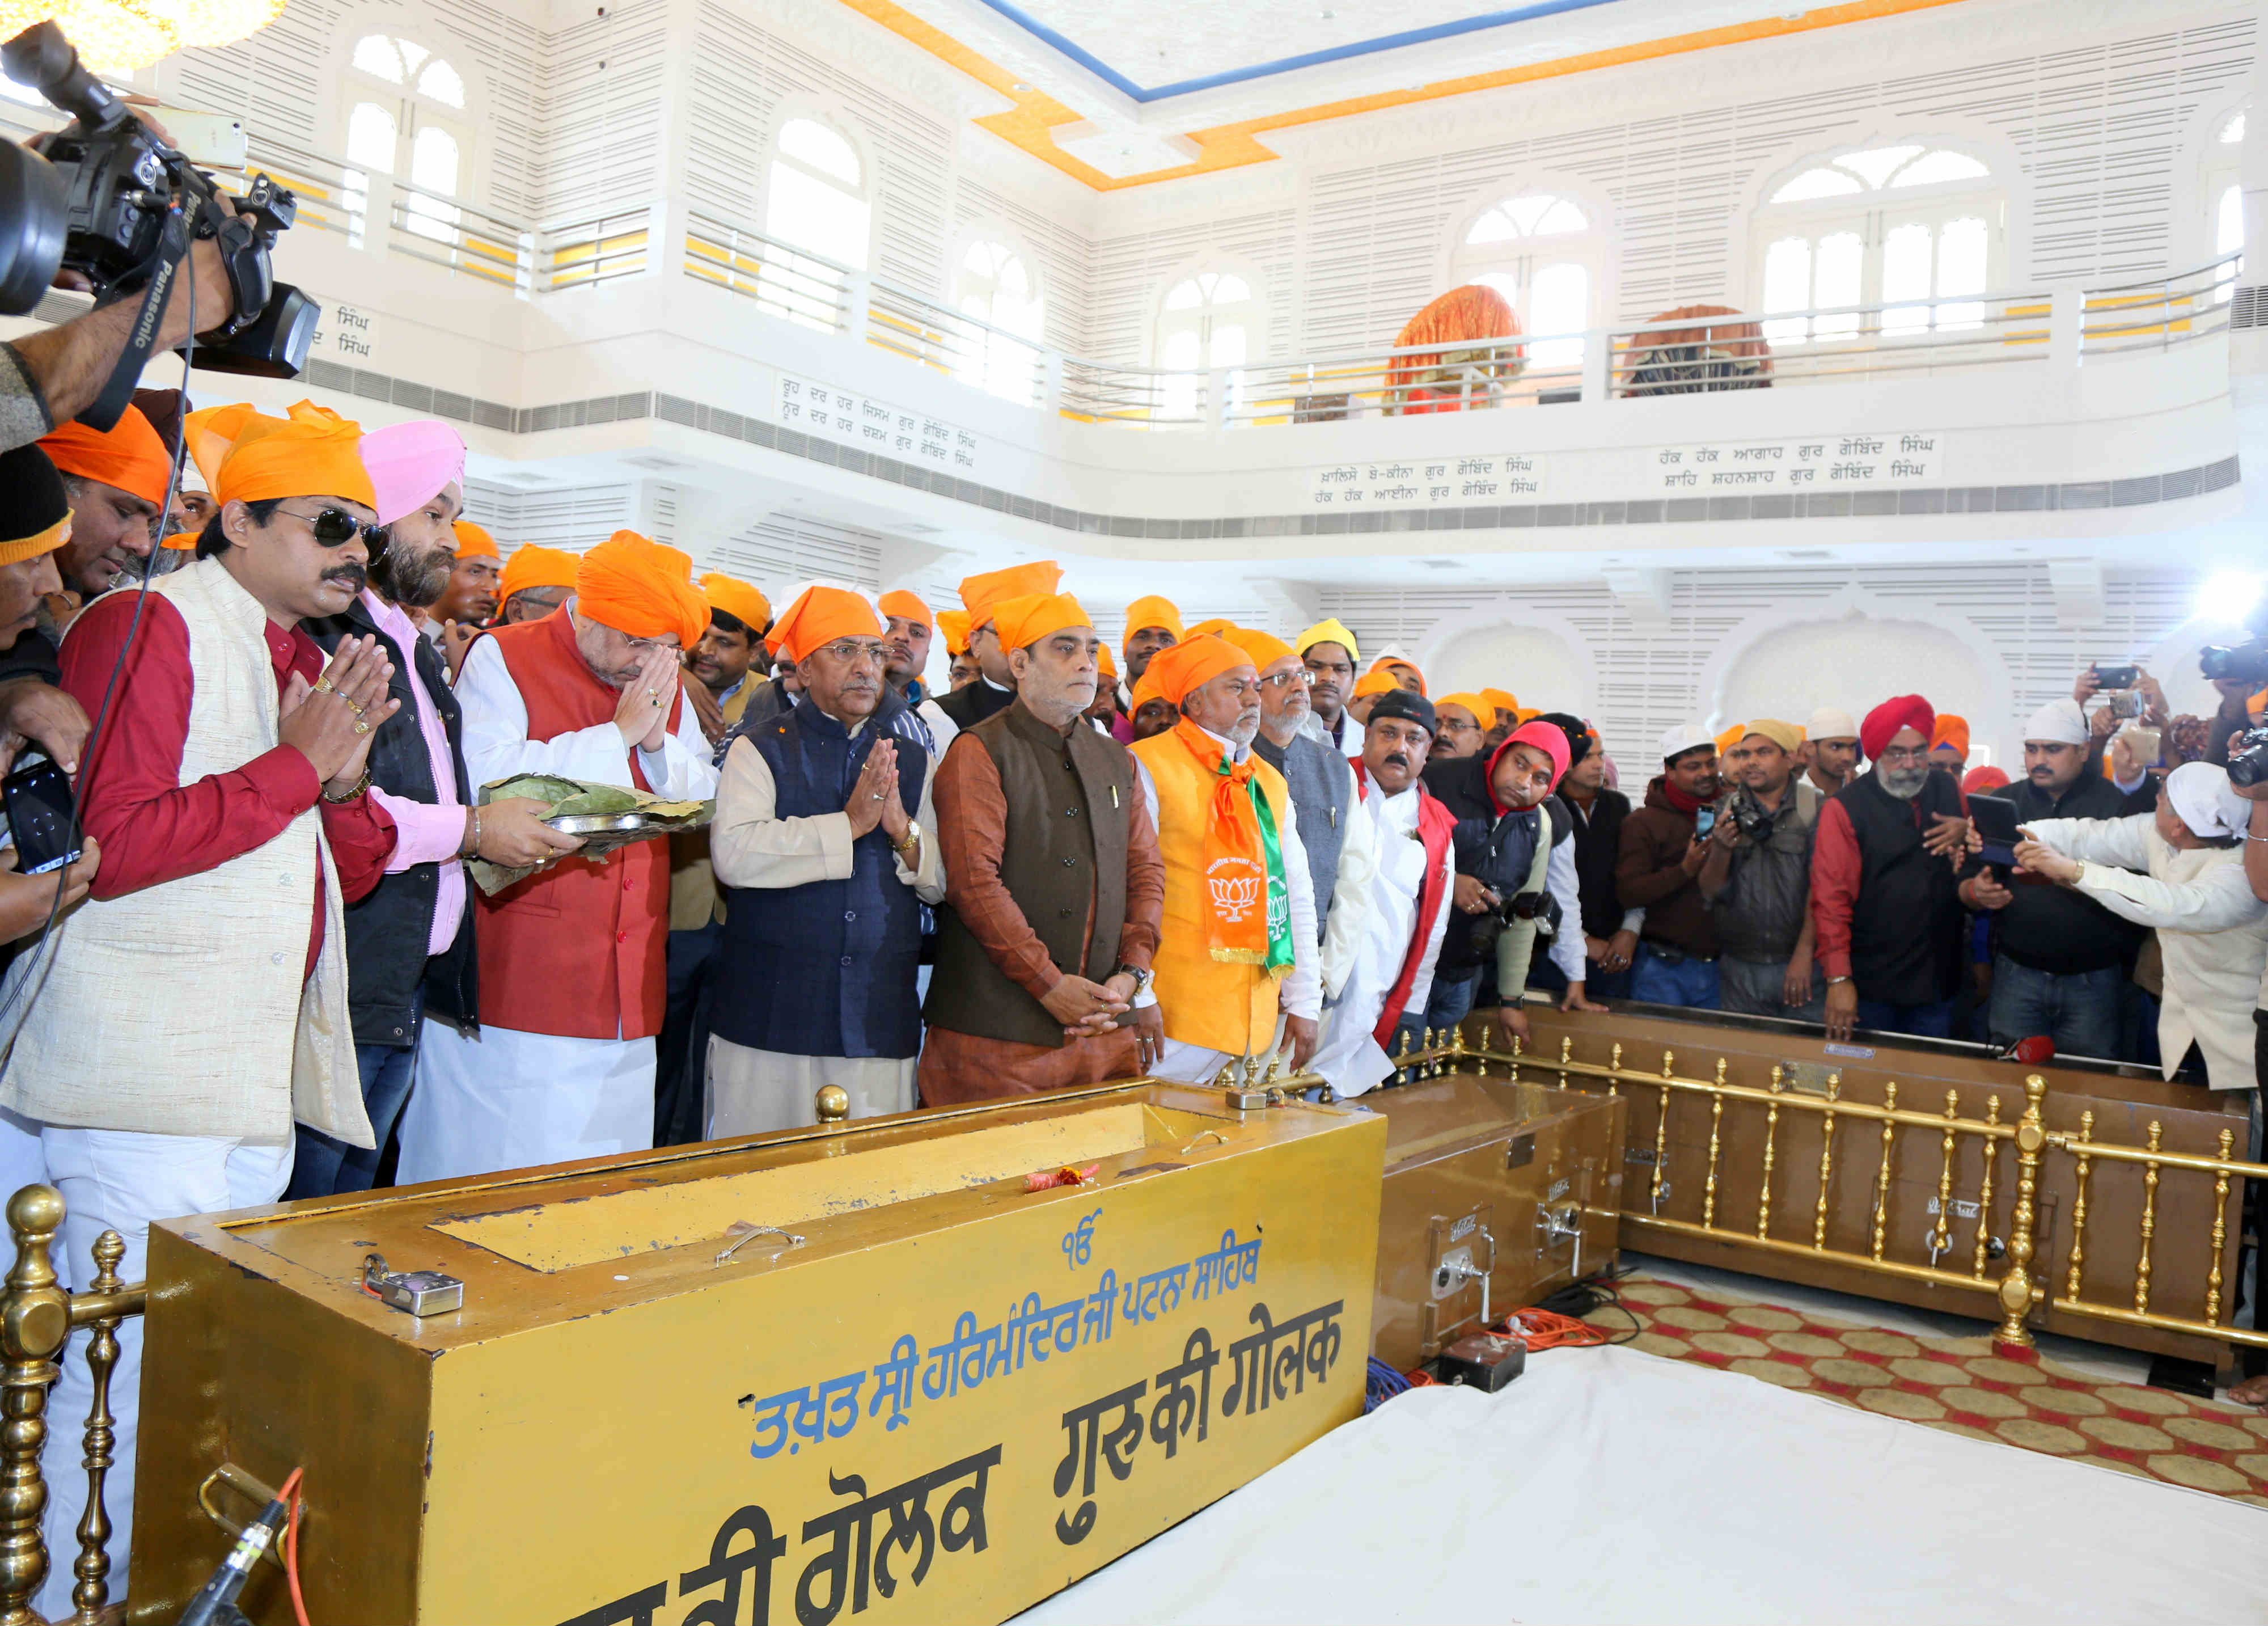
top-left (0, 22), bottom-right (315, 421)
top-left (1724, 787), bottom-right (1777, 844)
top-left (2201, 611), bottom-right (2268, 788)
top-left (1467, 886), bottom-right (1560, 956)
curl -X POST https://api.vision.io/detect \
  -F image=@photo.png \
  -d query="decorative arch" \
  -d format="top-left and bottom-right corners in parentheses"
top-left (1441, 173), bottom-right (1615, 364)
top-left (760, 102), bottom-right (875, 273)
top-left (1411, 600), bottom-right (1601, 719)
top-left (2181, 94), bottom-right (2250, 288)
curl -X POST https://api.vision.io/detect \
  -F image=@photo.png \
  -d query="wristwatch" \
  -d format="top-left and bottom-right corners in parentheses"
top-left (1114, 963), bottom-right (1153, 995)
top-left (891, 820), bottom-right (923, 858)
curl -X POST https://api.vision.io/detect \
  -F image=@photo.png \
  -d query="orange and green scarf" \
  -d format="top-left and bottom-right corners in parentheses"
top-left (1172, 719), bottom-right (1294, 977)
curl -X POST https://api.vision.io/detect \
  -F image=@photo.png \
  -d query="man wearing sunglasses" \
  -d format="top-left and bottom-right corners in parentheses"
top-left (397, 530), bottom-right (719, 1185)
top-left (2, 402), bottom-right (404, 1614)
top-left (288, 420), bottom-right (583, 1201)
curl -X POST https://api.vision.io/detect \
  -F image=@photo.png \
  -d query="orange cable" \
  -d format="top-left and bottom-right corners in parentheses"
top-left (277, 1465), bottom-right (310, 1626)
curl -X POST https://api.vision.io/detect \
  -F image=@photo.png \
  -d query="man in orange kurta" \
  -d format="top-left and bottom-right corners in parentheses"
top-left (396, 531), bottom-right (718, 1182)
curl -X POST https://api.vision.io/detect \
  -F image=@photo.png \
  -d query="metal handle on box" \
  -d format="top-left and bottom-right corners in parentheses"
top-left (194, 1462), bottom-right (284, 1570)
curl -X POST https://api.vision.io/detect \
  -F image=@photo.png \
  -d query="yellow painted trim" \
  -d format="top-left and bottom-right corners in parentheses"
top-left (836, 0), bottom-right (1973, 191)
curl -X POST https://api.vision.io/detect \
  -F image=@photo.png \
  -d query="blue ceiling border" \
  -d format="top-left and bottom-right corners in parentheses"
top-left (967, 0), bottom-right (1634, 103)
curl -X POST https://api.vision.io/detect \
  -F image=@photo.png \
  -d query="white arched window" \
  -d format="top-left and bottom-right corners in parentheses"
top-left (344, 34), bottom-right (469, 250)
top-left (761, 117), bottom-right (870, 331)
top-left (1753, 143), bottom-right (2003, 343)
top-left (1450, 192), bottom-right (1601, 369)
top-left (2208, 109), bottom-right (2246, 299)
top-left (953, 239), bottom-right (1043, 403)
top-left (1157, 271), bottom-right (1256, 421)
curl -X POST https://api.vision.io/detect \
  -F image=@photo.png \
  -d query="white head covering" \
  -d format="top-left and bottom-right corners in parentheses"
top-left (2024, 698), bottom-right (2091, 747)
top-left (1805, 706), bottom-right (1859, 742)
top-left (2165, 761), bottom-right (2249, 841)
top-left (1659, 723), bottom-right (1717, 762)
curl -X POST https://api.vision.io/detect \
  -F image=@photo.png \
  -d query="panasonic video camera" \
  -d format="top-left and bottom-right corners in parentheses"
top-left (0, 22), bottom-right (315, 407)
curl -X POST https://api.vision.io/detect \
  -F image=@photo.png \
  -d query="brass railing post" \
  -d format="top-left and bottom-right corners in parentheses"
top-left (1995, 1075), bottom-right (2049, 1348)
top-left (0, 1186), bottom-right (69, 1625)
top-left (68, 1230), bottom-right (125, 1624)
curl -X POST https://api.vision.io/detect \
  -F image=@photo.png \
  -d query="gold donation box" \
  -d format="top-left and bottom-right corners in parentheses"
top-left (1366, 1074), bottom-right (1627, 1371)
top-left (129, 1084), bottom-right (1386, 1625)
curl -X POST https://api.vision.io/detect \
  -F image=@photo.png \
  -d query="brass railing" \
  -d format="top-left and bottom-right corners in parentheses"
top-left (1391, 1027), bottom-right (2263, 1355)
top-left (0, 1186), bottom-right (141, 1626)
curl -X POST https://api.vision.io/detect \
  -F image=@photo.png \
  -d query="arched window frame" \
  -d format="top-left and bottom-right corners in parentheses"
top-left (947, 227), bottom-right (1045, 404)
top-left (761, 108), bottom-right (873, 272)
top-left (337, 29), bottom-right (477, 254)
top-left (2199, 102), bottom-right (2249, 299)
top-left (754, 107), bottom-right (874, 332)
top-left (1446, 183), bottom-right (1610, 370)
top-left (1747, 138), bottom-right (2009, 344)
top-left (1152, 263), bottom-right (1264, 425)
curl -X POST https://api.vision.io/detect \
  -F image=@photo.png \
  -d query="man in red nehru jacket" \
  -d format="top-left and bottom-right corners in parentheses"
top-left (397, 530), bottom-right (718, 1181)
top-left (1813, 693), bottom-right (1971, 1043)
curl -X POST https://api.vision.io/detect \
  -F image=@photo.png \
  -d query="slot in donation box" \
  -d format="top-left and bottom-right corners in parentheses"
top-left (128, 1084), bottom-right (1387, 1624)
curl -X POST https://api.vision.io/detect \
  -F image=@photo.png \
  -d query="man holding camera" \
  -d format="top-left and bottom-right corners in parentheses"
top-left (1697, 719), bottom-right (1825, 1021)
top-left (1617, 724), bottom-right (1724, 1009)
top-left (1956, 699), bottom-right (2140, 1059)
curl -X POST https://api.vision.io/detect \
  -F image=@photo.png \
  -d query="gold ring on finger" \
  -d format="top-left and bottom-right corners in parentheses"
top-left (313, 678), bottom-right (336, 694)
top-left (353, 719), bottom-right (370, 734)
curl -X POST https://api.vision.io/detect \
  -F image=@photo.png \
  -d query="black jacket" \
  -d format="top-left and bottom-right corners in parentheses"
top-left (1837, 767), bottom-right (1965, 1005)
top-left (306, 600), bottom-right (476, 1045)
top-left (1961, 774), bottom-right (2143, 974)
top-left (934, 675), bottom-right (1013, 732)
top-left (1559, 788), bottom-right (1631, 939)
top-left (1423, 754), bottom-right (1571, 970)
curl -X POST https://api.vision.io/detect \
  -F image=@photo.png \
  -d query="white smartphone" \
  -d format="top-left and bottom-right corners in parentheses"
top-left (147, 105), bottom-right (247, 170)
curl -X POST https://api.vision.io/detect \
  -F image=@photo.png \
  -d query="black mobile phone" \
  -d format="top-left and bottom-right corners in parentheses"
top-left (1967, 792), bottom-right (2021, 869)
top-left (2093, 664), bottom-right (2140, 690)
top-left (1694, 805), bottom-right (1717, 839)
top-left (3, 759), bottom-right (80, 875)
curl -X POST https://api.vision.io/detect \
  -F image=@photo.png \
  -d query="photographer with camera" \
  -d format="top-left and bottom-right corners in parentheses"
top-left (1616, 724), bottom-right (1723, 1009)
top-left (1696, 719), bottom-right (1824, 1021)
top-left (1957, 699), bottom-right (2142, 1059)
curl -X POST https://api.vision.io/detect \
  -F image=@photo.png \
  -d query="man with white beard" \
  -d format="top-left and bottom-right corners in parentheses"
top-left (1813, 694), bottom-right (1972, 1042)
top-left (1310, 689), bottom-right (1457, 1096)
top-left (1128, 635), bottom-right (1321, 1084)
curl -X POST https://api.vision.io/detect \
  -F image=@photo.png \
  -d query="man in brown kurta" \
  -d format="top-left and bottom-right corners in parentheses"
top-left (919, 592), bottom-right (1166, 1103)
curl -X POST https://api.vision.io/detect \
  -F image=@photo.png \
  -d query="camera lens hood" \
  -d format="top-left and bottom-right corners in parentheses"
top-left (0, 138), bottom-right (67, 316)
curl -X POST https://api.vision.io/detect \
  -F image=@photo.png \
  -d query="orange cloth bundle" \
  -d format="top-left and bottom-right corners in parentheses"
top-left (574, 530), bottom-right (709, 648)
top-left (771, 584), bottom-right (884, 666)
top-left (183, 400), bottom-right (375, 508)
top-left (39, 406), bottom-right (171, 506)
top-left (1387, 285), bottom-right (1518, 415)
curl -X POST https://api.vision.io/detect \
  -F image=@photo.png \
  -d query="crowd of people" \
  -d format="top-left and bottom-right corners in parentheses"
top-left (0, 386), bottom-right (2262, 1598)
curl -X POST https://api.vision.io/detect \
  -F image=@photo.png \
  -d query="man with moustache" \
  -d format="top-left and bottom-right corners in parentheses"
top-left (5, 402), bottom-right (402, 1612)
top-left (291, 421), bottom-right (581, 1198)
top-left (399, 531), bottom-right (719, 1181)
top-left (435, 521), bottom-right (502, 627)
top-left (1431, 693), bottom-right (1492, 760)
top-left (1956, 698), bottom-right (2139, 1057)
top-left (1696, 719), bottom-right (1826, 1022)
top-left (921, 593), bottom-right (1164, 1101)
top-left (1295, 618), bottom-right (1364, 758)
top-left (1814, 695), bottom-right (1973, 1042)
top-left (1131, 634), bottom-right (1322, 1083)
top-left (683, 573), bottom-right (768, 746)
top-left (879, 588), bottom-right (956, 754)
top-left (37, 405), bottom-right (171, 601)
top-left (1108, 595), bottom-right (1182, 741)
top-left (707, 586), bottom-right (943, 1131)
top-left (1617, 725), bottom-right (1727, 1010)
top-left (1308, 689), bottom-right (1457, 1094)
top-left (1235, 626), bottom-right (1372, 1004)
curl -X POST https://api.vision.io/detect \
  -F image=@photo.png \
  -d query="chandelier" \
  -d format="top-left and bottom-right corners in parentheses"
top-left (0, 0), bottom-right (287, 73)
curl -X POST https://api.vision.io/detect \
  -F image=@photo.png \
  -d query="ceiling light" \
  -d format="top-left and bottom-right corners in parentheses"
top-left (0, 0), bottom-right (287, 71)
top-left (2198, 569), bottom-right (2268, 625)
top-left (1012, 82), bottom-right (1028, 91)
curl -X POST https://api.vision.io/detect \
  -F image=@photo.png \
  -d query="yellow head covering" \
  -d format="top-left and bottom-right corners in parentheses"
top-left (1741, 718), bottom-right (1804, 755)
top-left (699, 572), bottom-right (772, 635)
top-left (1123, 594), bottom-right (1184, 644)
top-left (1294, 618), bottom-right (1360, 663)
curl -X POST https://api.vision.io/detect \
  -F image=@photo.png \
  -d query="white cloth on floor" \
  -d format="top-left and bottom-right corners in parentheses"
top-left (35, 1126), bottom-right (290, 1622)
top-left (705, 1036), bottom-right (915, 1137)
top-left (1022, 1344), bottom-right (2263, 1626)
top-left (397, 1018), bottom-right (653, 1184)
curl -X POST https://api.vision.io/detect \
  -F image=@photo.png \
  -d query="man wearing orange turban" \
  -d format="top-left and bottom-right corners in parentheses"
top-left (938, 560), bottom-right (1061, 734)
top-left (399, 528), bottom-right (721, 1187)
top-left (877, 587), bottom-right (955, 755)
top-left (707, 583), bottom-right (943, 1134)
top-left (497, 545), bottom-right (581, 624)
top-left (921, 590), bottom-right (1163, 1104)
top-left (1369, 649), bottom-right (1426, 696)
top-left (1129, 635), bottom-right (1323, 1083)
top-left (1434, 693), bottom-right (1491, 759)
top-left (432, 520), bottom-right (502, 630)
top-left (39, 405), bottom-right (171, 598)
top-left (1928, 713), bottom-right (1970, 775)
top-left (11, 403), bottom-right (412, 1599)
top-left (684, 572), bottom-right (768, 744)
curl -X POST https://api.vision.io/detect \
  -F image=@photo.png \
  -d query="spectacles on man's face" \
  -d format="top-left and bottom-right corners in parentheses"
top-left (1876, 745), bottom-right (1928, 765)
top-left (1260, 669), bottom-right (1314, 691)
top-left (1439, 716), bottom-right (1479, 736)
top-left (816, 639), bottom-right (888, 666)
top-left (275, 506), bottom-right (388, 554)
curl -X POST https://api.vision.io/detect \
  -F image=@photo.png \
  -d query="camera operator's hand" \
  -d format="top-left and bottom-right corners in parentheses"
top-left (1708, 810), bottom-right (1744, 849)
top-left (0, 835), bottom-right (98, 944)
top-left (2136, 671), bottom-right (2168, 726)
top-left (1494, 1002), bottom-right (1531, 1051)
top-left (2233, 743), bottom-right (2268, 801)
top-left (1452, 873), bottom-right (1499, 915)
top-left (2073, 665), bottom-right (2102, 706)
top-left (0, 679), bottom-right (89, 777)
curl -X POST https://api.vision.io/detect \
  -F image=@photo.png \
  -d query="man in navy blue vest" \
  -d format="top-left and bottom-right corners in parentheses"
top-left (706, 585), bottom-right (943, 1134)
